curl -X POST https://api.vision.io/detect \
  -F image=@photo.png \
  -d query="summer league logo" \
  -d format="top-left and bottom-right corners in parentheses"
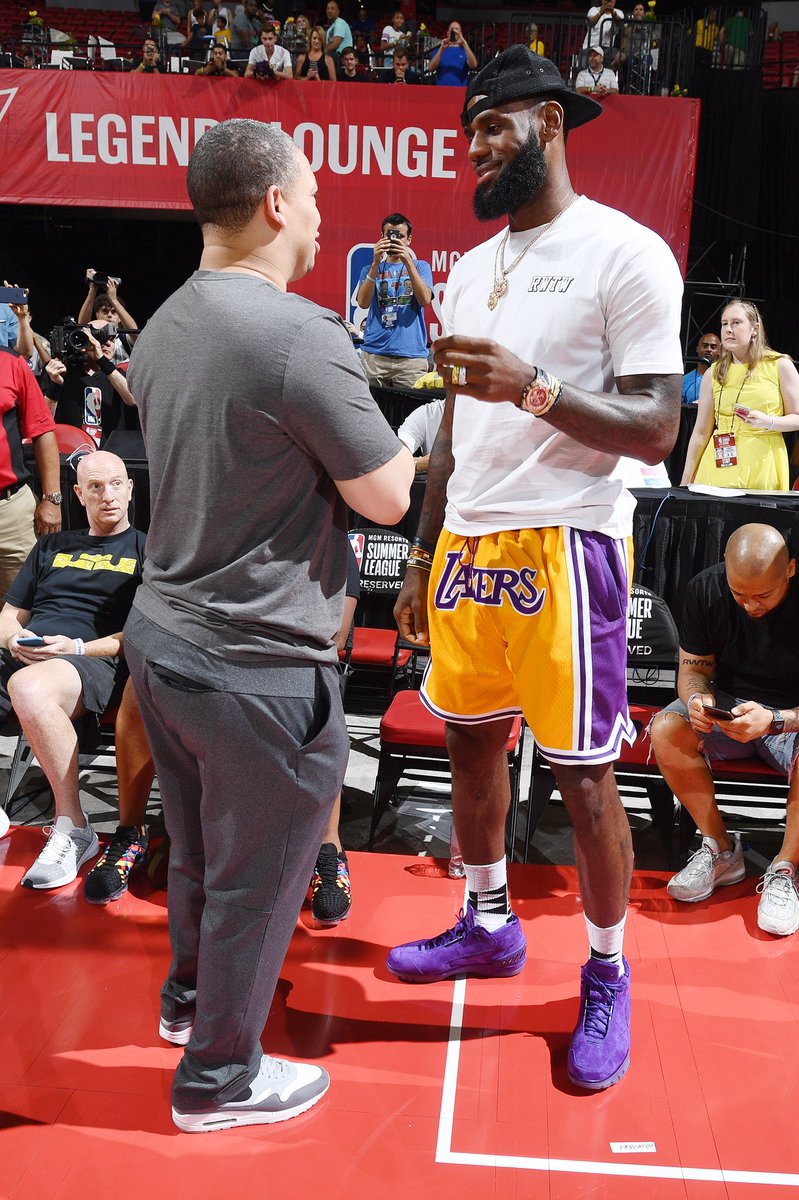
top-left (434, 551), bottom-right (547, 615)
top-left (348, 530), bottom-right (408, 593)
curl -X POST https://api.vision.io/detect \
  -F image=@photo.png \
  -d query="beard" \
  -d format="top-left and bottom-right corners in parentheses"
top-left (473, 133), bottom-right (548, 222)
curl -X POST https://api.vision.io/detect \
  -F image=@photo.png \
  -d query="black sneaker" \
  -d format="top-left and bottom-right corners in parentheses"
top-left (84, 824), bottom-right (150, 904)
top-left (310, 843), bottom-right (352, 925)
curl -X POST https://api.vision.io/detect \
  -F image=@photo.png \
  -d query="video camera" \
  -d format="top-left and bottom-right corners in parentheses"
top-left (49, 318), bottom-right (117, 368)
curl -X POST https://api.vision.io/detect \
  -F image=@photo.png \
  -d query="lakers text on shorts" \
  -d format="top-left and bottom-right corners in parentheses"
top-left (421, 527), bottom-right (635, 766)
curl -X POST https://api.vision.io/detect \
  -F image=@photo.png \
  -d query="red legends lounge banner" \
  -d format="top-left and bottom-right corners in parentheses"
top-left (0, 71), bottom-right (698, 326)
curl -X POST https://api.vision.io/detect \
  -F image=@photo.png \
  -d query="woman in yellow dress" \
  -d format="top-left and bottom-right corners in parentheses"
top-left (681, 300), bottom-right (799, 490)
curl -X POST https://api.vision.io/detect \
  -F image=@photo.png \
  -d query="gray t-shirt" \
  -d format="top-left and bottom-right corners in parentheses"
top-left (127, 271), bottom-right (401, 665)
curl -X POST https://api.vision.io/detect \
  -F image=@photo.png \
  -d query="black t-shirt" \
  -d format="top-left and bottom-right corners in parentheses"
top-left (46, 367), bottom-right (124, 446)
top-left (7, 527), bottom-right (147, 642)
top-left (680, 563), bottom-right (799, 707)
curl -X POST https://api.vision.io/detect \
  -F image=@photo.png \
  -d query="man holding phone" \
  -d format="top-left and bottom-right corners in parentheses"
top-left (0, 450), bottom-right (145, 890)
top-left (650, 523), bottom-right (799, 935)
top-left (355, 212), bottom-right (433, 387)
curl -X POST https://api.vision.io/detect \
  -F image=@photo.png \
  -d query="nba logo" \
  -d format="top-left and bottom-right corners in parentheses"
top-left (345, 244), bottom-right (375, 330)
top-left (349, 532), bottom-right (365, 571)
top-left (83, 386), bottom-right (103, 447)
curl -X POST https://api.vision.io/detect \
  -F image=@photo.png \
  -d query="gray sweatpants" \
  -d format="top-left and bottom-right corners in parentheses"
top-left (125, 628), bottom-right (349, 1112)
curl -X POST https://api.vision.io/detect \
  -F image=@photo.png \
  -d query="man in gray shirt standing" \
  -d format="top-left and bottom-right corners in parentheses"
top-left (126, 119), bottom-right (413, 1134)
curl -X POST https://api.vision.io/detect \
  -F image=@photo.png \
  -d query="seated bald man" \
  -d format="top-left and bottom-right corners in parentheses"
top-left (650, 523), bottom-right (799, 935)
top-left (0, 451), bottom-right (146, 890)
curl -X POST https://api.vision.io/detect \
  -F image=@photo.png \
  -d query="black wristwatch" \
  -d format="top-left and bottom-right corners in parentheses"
top-left (768, 706), bottom-right (785, 735)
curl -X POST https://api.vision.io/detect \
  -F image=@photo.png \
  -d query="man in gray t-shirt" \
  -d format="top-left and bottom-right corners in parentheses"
top-left (125, 119), bottom-right (412, 1134)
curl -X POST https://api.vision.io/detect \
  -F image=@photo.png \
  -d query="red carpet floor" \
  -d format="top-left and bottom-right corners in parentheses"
top-left (1, 827), bottom-right (798, 1199)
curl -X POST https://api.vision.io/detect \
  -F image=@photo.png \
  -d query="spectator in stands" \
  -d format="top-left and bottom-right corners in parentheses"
top-left (695, 7), bottom-right (719, 67)
top-left (245, 24), bottom-right (293, 78)
top-left (0, 346), bottom-right (61, 602)
top-left (682, 330), bottom-right (720, 404)
top-left (576, 45), bottom-right (619, 95)
top-left (429, 21), bottom-right (477, 85)
top-left (211, 4), bottom-right (233, 36)
top-left (197, 41), bottom-right (239, 74)
top-left (186, 1), bottom-right (214, 54)
top-left (153, 0), bottom-right (184, 46)
top-left (0, 450), bottom-right (146, 892)
top-left (211, 11), bottom-right (230, 45)
top-left (767, 21), bottom-right (781, 40)
top-left (44, 324), bottom-right (136, 448)
top-left (351, 4), bottom-right (375, 39)
top-left (231, 0), bottom-right (262, 55)
top-left (528, 22), bottom-right (545, 55)
top-left (78, 273), bottom-right (138, 367)
top-left (354, 30), bottom-right (373, 66)
top-left (339, 46), bottom-right (367, 79)
top-left (132, 36), bottom-right (166, 72)
top-left (325, 0), bottom-right (352, 60)
top-left (381, 10), bottom-right (410, 62)
top-left (297, 25), bottom-right (337, 79)
top-left (583, 0), bottom-right (624, 69)
top-left (681, 300), bottom-right (799, 491)
top-left (651, 524), bottom-right (799, 937)
top-left (398, 395), bottom-right (445, 473)
top-left (356, 213), bottom-right (433, 388)
top-left (22, 49), bottom-right (37, 69)
top-left (720, 7), bottom-right (750, 67)
top-left (385, 47), bottom-right (418, 82)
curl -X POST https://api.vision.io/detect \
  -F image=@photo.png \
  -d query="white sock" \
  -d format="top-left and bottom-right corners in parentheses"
top-left (585, 912), bottom-right (627, 968)
top-left (466, 858), bottom-right (510, 931)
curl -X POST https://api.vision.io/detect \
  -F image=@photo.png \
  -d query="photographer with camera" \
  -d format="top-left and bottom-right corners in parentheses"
top-left (132, 36), bottom-right (166, 72)
top-left (78, 271), bottom-right (139, 366)
top-left (245, 23), bottom-right (293, 79)
top-left (44, 321), bottom-right (136, 448)
top-left (356, 213), bottom-right (433, 388)
top-left (197, 41), bottom-right (239, 75)
top-left (429, 20), bottom-right (477, 86)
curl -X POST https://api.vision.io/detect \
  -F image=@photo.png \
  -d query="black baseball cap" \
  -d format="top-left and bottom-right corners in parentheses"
top-left (463, 45), bottom-right (603, 131)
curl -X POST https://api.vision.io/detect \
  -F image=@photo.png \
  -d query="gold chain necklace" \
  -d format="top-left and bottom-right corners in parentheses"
top-left (487, 194), bottom-right (579, 311)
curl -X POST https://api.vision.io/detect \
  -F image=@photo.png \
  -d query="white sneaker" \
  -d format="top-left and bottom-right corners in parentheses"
top-left (172, 1054), bottom-right (330, 1133)
top-left (757, 861), bottom-right (799, 936)
top-left (0, 807), bottom-right (9, 839)
top-left (667, 833), bottom-right (745, 902)
top-left (21, 816), bottom-right (100, 889)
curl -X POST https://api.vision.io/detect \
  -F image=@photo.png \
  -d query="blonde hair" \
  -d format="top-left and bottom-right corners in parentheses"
top-left (309, 24), bottom-right (326, 51)
top-left (714, 299), bottom-right (780, 385)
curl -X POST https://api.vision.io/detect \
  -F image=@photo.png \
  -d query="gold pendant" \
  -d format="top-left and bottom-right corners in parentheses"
top-left (487, 277), bottom-right (508, 311)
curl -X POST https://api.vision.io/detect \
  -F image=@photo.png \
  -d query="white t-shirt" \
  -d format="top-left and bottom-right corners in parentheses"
top-left (381, 24), bottom-right (405, 57)
top-left (575, 66), bottom-right (619, 90)
top-left (440, 195), bottom-right (683, 539)
top-left (583, 6), bottom-right (624, 50)
top-left (398, 397), bottom-right (445, 455)
top-left (247, 43), bottom-right (292, 71)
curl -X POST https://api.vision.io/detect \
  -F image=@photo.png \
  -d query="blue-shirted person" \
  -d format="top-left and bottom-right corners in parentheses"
top-left (0, 304), bottom-right (19, 350)
top-left (682, 330), bottom-right (720, 404)
top-left (355, 213), bottom-right (434, 388)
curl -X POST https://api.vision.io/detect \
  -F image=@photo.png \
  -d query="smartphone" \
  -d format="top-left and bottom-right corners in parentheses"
top-left (734, 405), bottom-right (750, 418)
top-left (17, 636), bottom-right (45, 646)
top-left (702, 704), bottom-right (734, 721)
top-left (0, 286), bottom-right (27, 305)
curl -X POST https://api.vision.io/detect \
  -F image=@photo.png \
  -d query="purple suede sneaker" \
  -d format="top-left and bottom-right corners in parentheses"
top-left (568, 957), bottom-right (631, 1090)
top-left (386, 902), bottom-right (527, 983)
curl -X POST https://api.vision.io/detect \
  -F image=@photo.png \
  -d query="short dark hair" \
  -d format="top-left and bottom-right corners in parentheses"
top-left (382, 212), bottom-right (412, 236)
top-left (188, 119), bottom-right (300, 232)
top-left (262, 21), bottom-right (276, 34)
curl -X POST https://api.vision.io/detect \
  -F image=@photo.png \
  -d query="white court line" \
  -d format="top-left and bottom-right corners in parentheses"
top-left (435, 977), bottom-right (799, 1187)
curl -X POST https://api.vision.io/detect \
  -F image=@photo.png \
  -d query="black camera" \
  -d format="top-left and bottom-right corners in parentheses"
top-left (387, 230), bottom-right (402, 241)
top-left (50, 319), bottom-right (116, 367)
top-left (449, 29), bottom-right (458, 41)
top-left (86, 272), bottom-right (121, 288)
